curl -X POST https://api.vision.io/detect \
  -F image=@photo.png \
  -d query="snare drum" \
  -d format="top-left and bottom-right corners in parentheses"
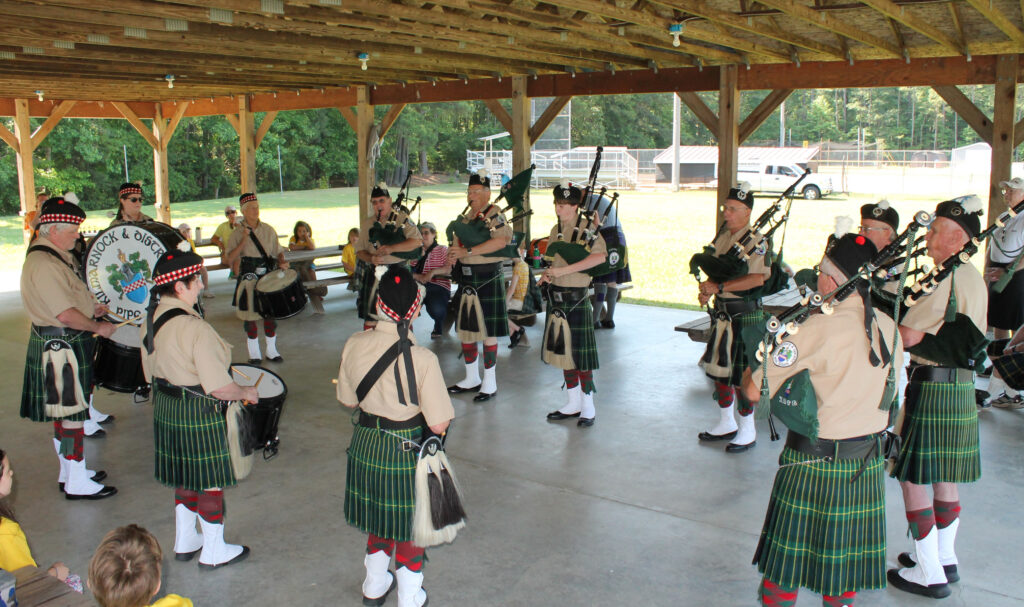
top-left (230, 364), bottom-right (287, 455)
top-left (255, 268), bottom-right (307, 319)
top-left (84, 222), bottom-right (185, 394)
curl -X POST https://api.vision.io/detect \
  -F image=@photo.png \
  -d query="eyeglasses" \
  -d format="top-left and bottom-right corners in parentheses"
top-left (122, 196), bottom-right (141, 203)
top-left (858, 225), bottom-right (889, 232)
top-left (720, 205), bottom-right (747, 213)
top-left (226, 211), bottom-right (236, 216)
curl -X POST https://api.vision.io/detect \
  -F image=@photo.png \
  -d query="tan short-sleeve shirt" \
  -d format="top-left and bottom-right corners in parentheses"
top-left (454, 204), bottom-right (514, 265)
top-left (336, 322), bottom-right (455, 428)
top-left (110, 213), bottom-right (154, 227)
top-left (902, 264), bottom-right (987, 365)
top-left (713, 225), bottom-right (772, 299)
top-left (21, 237), bottom-right (96, 327)
top-left (547, 219), bottom-right (608, 288)
top-left (358, 215), bottom-right (422, 265)
top-left (226, 222), bottom-right (283, 259)
top-left (140, 297), bottom-right (234, 393)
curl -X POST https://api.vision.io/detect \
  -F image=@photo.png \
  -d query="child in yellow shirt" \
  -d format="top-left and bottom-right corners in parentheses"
top-left (89, 524), bottom-right (192, 607)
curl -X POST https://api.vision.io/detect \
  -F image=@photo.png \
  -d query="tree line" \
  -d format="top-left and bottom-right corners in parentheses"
top-left (0, 86), bottom-right (1009, 215)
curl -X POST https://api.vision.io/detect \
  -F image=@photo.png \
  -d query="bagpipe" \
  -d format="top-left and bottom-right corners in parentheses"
top-left (544, 146), bottom-right (624, 277)
top-left (689, 169), bottom-right (809, 296)
top-left (368, 174), bottom-right (422, 260)
top-left (446, 165), bottom-right (534, 258)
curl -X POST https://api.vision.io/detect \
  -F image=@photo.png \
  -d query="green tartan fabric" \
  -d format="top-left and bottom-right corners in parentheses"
top-left (993, 352), bottom-right (1024, 390)
top-left (454, 263), bottom-right (508, 338)
top-left (358, 262), bottom-right (410, 320)
top-left (702, 308), bottom-right (766, 386)
top-left (755, 445), bottom-right (887, 597)
top-left (544, 292), bottom-right (598, 371)
top-left (153, 385), bottom-right (236, 491)
top-left (892, 379), bottom-right (980, 484)
top-left (20, 328), bottom-right (94, 422)
top-left (345, 422), bottom-right (423, 541)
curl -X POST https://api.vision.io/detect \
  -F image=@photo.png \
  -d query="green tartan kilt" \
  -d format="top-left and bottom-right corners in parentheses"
top-left (755, 445), bottom-right (887, 596)
top-left (993, 352), bottom-right (1024, 391)
top-left (358, 262), bottom-right (410, 320)
top-left (892, 379), bottom-right (980, 484)
top-left (702, 308), bottom-right (765, 387)
top-left (544, 296), bottom-right (599, 371)
top-left (454, 263), bottom-right (508, 338)
top-left (153, 386), bottom-right (236, 491)
top-left (20, 329), bottom-right (94, 422)
top-left (345, 422), bottom-right (423, 542)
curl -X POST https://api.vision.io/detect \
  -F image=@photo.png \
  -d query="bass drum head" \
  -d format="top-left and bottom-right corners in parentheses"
top-left (255, 268), bottom-right (299, 293)
top-left (230, 364), bottom-right (287, 401)
top-left (83, 222), bottom-right (186, 328)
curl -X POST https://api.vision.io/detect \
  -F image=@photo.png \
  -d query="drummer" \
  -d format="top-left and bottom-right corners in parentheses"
top-left (356, 183), bottom-right (422, 331)
top-left (112, 183), bottom-right (154, 225)
top-left (141, 242), bottom-right (258, 569)
top-left (20, 197), bottom-right (118, 500)
top-left (225, 193), bottom-right (289, 364)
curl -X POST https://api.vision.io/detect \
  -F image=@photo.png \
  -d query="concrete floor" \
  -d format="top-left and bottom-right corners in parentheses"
top-left (2, 269), bottom-right (1022, 607)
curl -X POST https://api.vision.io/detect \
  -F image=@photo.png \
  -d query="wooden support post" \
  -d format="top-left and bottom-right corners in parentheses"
top-left (511, 76), bottom-right (532, 241)
top-left (379, 104), bottom-right (406, 139)
top-left (990, 55), bottom-right (1018, 221)
top-left (14, 99), bottom-right (36, 234)
top-left (152, 104), bottom-right (171, 224)
top-left (357, 86), bottom-right (373, 224)
top-left (338, 107), bottom-right (357, 131)
top-left (717, 65), bottom-right (740, 228)
top-left (238, 96), bottom-right (257, 194)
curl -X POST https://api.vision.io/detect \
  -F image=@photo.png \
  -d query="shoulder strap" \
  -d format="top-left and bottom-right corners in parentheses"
top-left (153, 308), bottom-right (190, 338)
top-left (355, 338), bottom-right (418, 407)
top-left (27, 244), bottom-right (77, 274)
top-left (247, 226), bottom-right (274, 265)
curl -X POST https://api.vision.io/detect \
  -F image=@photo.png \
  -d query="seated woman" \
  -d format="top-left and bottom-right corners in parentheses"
top-left (412, 222), bottom-right (451, 339)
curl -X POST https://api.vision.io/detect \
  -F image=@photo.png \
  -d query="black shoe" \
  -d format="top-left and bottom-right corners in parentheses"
top-left (698, 430), bottom-right (737, 442)
top-left (473, 391), bottom-right (496, 402)
top-left (198, 546), bottom-right (251, 571)
top-left (65, 485), bottom-right (118, 500)
top-left (975, 389), bottom-right (991, 407)
top-left (58, 470), bottom-right (107, 492)
top-left (509, 327), bottom-right (525, 348)
top-left (887, 568), bottom-right (951, 598)
top-left (594, 322), bottom-right (603, 330)
top-left (267, 355), bottom-right (284, 362)
top-left (175, 549), bottom-right (202, 562)
top-left (85, 427), bottom-right (106, 438)
top-left (601, 320), bottom-right (615, 329)
top-left (897, 552), bottom-right (960, 583)
top-left (577, 416), bottom-right (595, 427)
top-left (546, 410), bottom-right (581, 421)
top-left (248, 358), bottom-right (262, 364)
top-left (447, 383), bottom-right (481, 394)
top-left (725, 440), bottom-right (756, 453)
top-left (362, 573), bottom-right (396, 606)
top-left (96, 415), bottom-right (116, 425)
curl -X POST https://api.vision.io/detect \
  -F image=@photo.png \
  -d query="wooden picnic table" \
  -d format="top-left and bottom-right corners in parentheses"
top-left (675, 287), bottom-right (804, 343)
top-left (12, 566), bottom-right (91, 607)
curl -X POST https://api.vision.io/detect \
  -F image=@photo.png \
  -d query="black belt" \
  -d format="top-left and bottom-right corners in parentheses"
top-left (908, 365), bottom-right (974, 384)
top-left (32, 325), bottom-right (84, 338)
top-left (357, 409), bottom-right (425, 431)
top-left (547, 286), bottom-right (589, 306)
top-left (714, 298), bottom-right (759, 317)
top-left (153, 377), bottom-right (206, 397)
top-left (785, 430), bottom-right (881, 461)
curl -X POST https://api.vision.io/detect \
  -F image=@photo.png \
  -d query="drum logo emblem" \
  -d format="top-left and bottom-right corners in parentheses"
top-left (85, 224), bottom-right (180, 322)
top-left (107, 250), bottom-right (153, 304)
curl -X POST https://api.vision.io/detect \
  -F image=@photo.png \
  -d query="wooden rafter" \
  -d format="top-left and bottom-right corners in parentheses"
top-left (112, 102), bottom-right (158, 149)
top-left (678, 92), bottom-right (718, 133)
top-left (0, 122), bottom-right (17, 150)
top-left (379, 104), bottom-right (406, 139)
top-left (483, 99), bottom-right (513, 133)
top-left (30, 100), bottom-right (75, 151)
top-left (739, 89), bottom-right (792, 142)
top-left (887, 17), bottom-right (909, 61)
top-left (948, 2), bottom-right (969, 56)
top-left (860, 0), bottom-right (961, 53)
top-left (529, 96), bottom-right (571, 143)
top-left (254, 110), bottom-right (278, 148)
top-left (164, 102), bottom-right (189, 146)
top-left (932, 85), bottom-right (993, 143)
top-left (750, 0), bottom-right (902, 57)
top-left (962, 0), bottom-right (1024, 46)
top-left (223, 113), bottom-right (240, 136)
top-left (338, 107), bottom-right (358, 131)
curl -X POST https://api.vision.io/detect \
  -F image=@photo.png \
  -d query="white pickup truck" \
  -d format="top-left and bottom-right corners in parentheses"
top-left (736, 163), bottom-right (834, 200)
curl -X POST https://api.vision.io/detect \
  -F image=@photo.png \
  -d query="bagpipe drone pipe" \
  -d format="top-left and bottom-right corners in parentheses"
top-left (446, 165), bottom-right (534, 259)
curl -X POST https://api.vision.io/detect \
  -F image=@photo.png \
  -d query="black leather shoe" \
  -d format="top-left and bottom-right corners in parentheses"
top-left (58, 470), bottom-right (107, 492)
top-left (447, 383), bottom-right (481, 394)
top-left (362, 573), bottom-right (396, 606)
top-left (546, 410), bottom-right (581, 420)
top-left (175, 549), bottom-right (201, 562)
top-left (473, 391), bottom-right (496, 402)
top-left (725, 440), bottom-right (756, 453)
top-left (593, 322), bottom-right (603, 330)
top-left (509, 327), bottom-right (525, 348)
top-left (698, 430), bottom-right (737, 442)
top-left (601, 320), bottom-right (615, 329)
top-left (96, 415), bottom-right (116, 425)
top-left (897, 552), bottom-right (960, 583)
top-left (65, 485), bottom-right (118, 500)
top-left (887, 568), bottom-right (951, 598)
top-left (577, 416), bottom-right (595, 427)
top-left (248, 358), bottom-right (262, 364)
top-left (198, 546), bottom-right (251, 571)
top-left (85, 428), bottom-right (106, 438)
top-left (267, 355), bottom-right (284, 362)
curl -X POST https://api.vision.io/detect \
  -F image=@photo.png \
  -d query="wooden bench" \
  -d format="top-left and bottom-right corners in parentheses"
top-left (675, 286), bottom-right (804, 343)
top-left (12, 566), bottom-right (92, 607)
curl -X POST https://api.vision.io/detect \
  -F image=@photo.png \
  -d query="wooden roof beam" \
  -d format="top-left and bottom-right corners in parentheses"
top-left (0, 123), bottom-right (17, 150)
top-left (677, 92), bottom-right (718, 132)
top-left (859, 0), bottom-right (961, 54)
top-left (483, 99), bottom-right (513, 132)
top-left (529, 95), bottom-right (571, 143)
top-left (379, 104), bottom-right (406, 139)
top-left (112, 102), bottom-right (158, 149)
top-left (254, 110), bottom-right (278, 148)
top-left (962, 0), bottom-right (1024, 46)
top-left (30, 100), bottom-right (76, 150)
top-left (948, 2), bottom-right (969, 57)
top-left (932, 85), bottom-right (993, 143)
top-left (338, 107), bottom-right (358, 131)
top-left (739, 89), bottom-right (792, 142)
top-left (750, 0), bottom-right (902, 57)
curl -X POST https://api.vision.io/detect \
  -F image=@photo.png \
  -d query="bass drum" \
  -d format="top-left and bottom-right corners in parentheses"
top-left (255, 268), bottom-right (307, 319)
top-left (230, 364), bottom-right (287, 457)
top-left (83, 222), bottom-right (186, 394)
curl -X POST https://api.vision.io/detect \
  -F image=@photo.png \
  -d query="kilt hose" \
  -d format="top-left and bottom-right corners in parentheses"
top-left (153, 384), bottom-right (236, 491)
top-left (544, 293), bottom-right (599, 371)
top-left (345, 422), bottom-right (423, 542)
top-left (358, 262), bottom-right (410, 320)
top-left (754, 445), bottom-right (887, 597)
top-left (21, 328), bottom-right (94, 423)
top-left (892, 379), bottom-right (980, 485)
top-left (701, 308), bottom-right (765, 387)
top-left (454, 263), bottom-right (508, 338)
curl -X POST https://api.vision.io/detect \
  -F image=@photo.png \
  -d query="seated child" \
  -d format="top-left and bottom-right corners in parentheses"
top-left (342, 227), bottom-right (359, 290)
top-left (89, 524), bottom-right (192, 607)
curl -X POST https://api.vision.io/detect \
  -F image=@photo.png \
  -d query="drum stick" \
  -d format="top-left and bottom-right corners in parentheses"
top-left (332, 378), bottom-right (338, 384)
top-left (93, 318), bottom-right (135, 336)
top-left (253, 374), bottom-right (265, 389)
top-left (231, 366), bottom-right (252, 381)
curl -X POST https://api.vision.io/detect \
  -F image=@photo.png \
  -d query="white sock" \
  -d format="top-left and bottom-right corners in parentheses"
top-left (480, 364), bottom-right (497, 394)
top-left (265, 335), bottom-right (280, 358)
top-left (580, 391), bottom-right (596, 419)
top-left (731, 413), bottom-right (756, 446)
top-left (246, 338), bottom-right (262, 360)
top-left (457, 360), bottom-right (481, 389)
top-left (558, 385), bottom-right (582, 415)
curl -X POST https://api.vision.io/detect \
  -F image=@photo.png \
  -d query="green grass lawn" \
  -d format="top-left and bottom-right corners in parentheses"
top-left (4, 186), bottom-right (988, 308)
